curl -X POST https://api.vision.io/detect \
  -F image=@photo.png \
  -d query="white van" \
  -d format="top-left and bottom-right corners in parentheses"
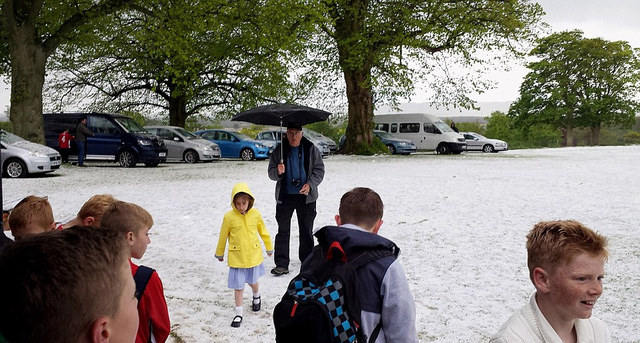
top-left (373, 113), bottom-right (467, 154)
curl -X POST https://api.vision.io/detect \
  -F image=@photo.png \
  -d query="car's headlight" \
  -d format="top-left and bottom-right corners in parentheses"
top-left (398, 142), bottom-right (407, 146)
top-left (495, 142), bottom-right (506, 146)
top-left (28, 150), bottom-right (48, 158)
top-left (138, 138), bottom-right (152, 146)
top-left (201, 145), bottom-right (212, 150)
top-left (256, 144), bottom-right (266, 149)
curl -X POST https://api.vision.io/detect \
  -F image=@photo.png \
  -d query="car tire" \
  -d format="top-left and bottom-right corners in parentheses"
top-left (183, 150), bottom-right (198, 163)
top-left (118, 150), bottom-right (138, 168)
top-left (4, 158), bottom-right (27, 178)
top-left (436, 143), bottom-right (450, 155)
top-left (387, 144), bottom-right (397, 155)
top-left (240, 148), bottom-right (254, 161)
top-left (482, 144), bottom-right (495, 153)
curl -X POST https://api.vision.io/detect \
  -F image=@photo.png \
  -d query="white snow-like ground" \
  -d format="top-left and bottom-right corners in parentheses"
top-left (4, 145), bottom-right (640, 342)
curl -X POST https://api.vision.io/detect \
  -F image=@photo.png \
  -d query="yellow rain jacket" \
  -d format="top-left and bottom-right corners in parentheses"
top-left (215, 183), bottom-right (273, 268)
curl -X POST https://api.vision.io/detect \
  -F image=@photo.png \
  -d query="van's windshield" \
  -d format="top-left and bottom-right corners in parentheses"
top-left (434, 122), bottom-right (454, 133)
top-left (115, 117), bottom-right (148, 133)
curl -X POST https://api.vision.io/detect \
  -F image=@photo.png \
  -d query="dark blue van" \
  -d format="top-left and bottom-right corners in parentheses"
top-left (43, 112), bottom-right (167, 167)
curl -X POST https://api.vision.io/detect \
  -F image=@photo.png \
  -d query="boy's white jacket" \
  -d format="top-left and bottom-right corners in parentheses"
top-left (215, 183), bottom-right (273, 268)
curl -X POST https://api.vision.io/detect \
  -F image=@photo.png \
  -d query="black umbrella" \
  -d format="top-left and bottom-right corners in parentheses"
top-left (231, 103), bottom-right (331, 161)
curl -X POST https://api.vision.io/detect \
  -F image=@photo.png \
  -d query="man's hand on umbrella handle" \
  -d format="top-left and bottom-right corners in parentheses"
top-left (299, 183), bottom-right (310, 195)
top-left (277, 163), bottom-right (285, 175)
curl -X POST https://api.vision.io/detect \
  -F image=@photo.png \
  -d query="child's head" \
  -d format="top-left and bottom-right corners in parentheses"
top-left (75, 194), bottom-right (118, 227)
top-left (336, 187), bottom-right (384, 233)
top-left (8, 195), bottom-right (55, 240)
top-left (233, 193), bottom-right (253, 214)
top-left (231, 183), bottom-right (255, 215)
top-left (101, 201), bottom-right (154, 259)
top-left (0, 226), bottom-right (138, 343)
top-left (526, 220), bottom-right (608, 283)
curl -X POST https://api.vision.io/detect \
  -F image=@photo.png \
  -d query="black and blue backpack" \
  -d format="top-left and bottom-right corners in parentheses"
top-left (273, 241), bottom-right (394, 343)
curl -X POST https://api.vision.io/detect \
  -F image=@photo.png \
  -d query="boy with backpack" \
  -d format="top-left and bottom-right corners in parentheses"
top-left (274, 187), bottom-right (418, 343)
top-left (101, 201), bottom-right (171, 343)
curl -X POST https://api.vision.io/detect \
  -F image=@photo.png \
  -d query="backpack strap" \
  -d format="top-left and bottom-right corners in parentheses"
top-left (134, 265), bottom-right (155, 301)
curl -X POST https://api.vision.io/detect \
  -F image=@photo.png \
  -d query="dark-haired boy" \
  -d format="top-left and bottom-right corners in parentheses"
top-left (0, 226), bottom-right (138, 343)
top-left (313, 187), bottom-right (418, 343)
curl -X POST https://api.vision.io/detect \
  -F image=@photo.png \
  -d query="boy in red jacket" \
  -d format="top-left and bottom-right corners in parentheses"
top-left (58, 129), bottom-right (74, 164)
top-left (102, 201), bottom-right (171, 343)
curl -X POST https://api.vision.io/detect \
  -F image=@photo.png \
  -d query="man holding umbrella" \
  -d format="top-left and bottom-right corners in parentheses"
top-left (267, 122), bottom-right (325, 276)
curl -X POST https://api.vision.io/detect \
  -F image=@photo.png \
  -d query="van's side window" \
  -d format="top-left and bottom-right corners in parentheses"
top-left (375, 123), bottom-right (389, 132)
top-left (399, 123), bottom-right (420, 133)
top-left (424, 123), bottom-right (438, 134)
top-left (88, 116), bottom-right (119, 135)
top-left (390, 123), bottom-right (398, 133)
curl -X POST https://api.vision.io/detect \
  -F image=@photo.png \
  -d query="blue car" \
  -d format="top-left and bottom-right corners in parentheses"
top-left (339, 130), bottom-right (417, 155)
top-left (373, 130), bottom-right (417, 154)
top-left (194, 129), bottom-right (272, 161)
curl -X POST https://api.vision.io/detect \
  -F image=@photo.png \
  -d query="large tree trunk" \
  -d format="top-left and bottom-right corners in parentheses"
top-left (4, 1), bottom-right (47, 144)
top-left (168, 96), bottom-right (189, 128)
top-left (341, 68), bottom-right (374, 154)
top-left (590, 124), bottom-right (601, 146)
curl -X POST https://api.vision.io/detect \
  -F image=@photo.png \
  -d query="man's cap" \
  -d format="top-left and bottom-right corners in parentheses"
top-left (286, 122), bottom-right (302, 131)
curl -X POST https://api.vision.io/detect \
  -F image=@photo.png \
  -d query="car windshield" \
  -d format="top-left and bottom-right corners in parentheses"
top-left (434, 121), bottom-right (454, 133)
top-left (471, 133), bottom-right (487, 139)
top-left (0, 130), bottom-right (25, 144)
top-left (175, 127), bottom-right (198, 139)
top-left (234, 132), bottom-right (252, 140)
top-left (115, 117), bottom-right (147, 133)
top-left (375, 131), bottom-right (394, 139)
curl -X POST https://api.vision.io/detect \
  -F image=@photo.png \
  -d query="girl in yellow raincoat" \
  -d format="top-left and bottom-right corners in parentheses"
top-left (215, 182), bottom-right (273, 328)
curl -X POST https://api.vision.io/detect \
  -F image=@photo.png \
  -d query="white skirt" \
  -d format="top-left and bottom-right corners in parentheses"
top-left (228, 263), bottom-right (266, 289)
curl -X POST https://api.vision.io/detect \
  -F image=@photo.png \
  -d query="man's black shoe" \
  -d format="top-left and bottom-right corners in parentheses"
top-left (270, 266), bottom-right (289, 276)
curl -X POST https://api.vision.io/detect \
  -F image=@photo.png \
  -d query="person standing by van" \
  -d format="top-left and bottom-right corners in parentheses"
top-left (58, 129), bottom-right (73, 164)
top-left (450, 121), bottom-right (459, 133)
top-left (75, 116), bottom-right (94, 166)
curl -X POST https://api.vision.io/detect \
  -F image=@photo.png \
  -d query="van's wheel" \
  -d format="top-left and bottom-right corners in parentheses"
top-left (482, 144), bottom-right (495, 153)
top-left (436, 143), bottom-right (450, 155)
top-left (118, 150), bottom-right (138, 168)
top-left (183, 150), bottom-right (198, 163)
top-left (240, 148), bottom-right (254, 161)
top-left (387, 144), bottom-right (396, 155)
top-left (4, 159), bottom-right (27, 178)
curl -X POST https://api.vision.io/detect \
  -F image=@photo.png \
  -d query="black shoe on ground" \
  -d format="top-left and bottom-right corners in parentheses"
top-left (270, 266), bottom-right (289, 276)
top-left (231, 315), bottom-right (242, 328)
top-left (252, 296), bottom-right (261, 311)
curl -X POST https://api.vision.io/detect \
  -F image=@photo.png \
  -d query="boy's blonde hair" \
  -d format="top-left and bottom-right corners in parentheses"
top-left (526, 220), bottom-right (608, 281)
top-left (100, 201), bottom-right (153, 235)
top-left (77, 194), bottom-right (117, 226)
top-left (8, 195), bottom-right (54, 232)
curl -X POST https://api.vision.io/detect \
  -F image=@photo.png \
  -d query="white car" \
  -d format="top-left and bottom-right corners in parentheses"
top-left (461, 132), bottom-right (508, 153)
top-left (144, 126), bottom-right (221, 163)
top-left (1, 129), bottom-right (62, 178)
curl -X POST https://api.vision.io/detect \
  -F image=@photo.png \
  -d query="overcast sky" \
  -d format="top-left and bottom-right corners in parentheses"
top-left (1, 0), bottom-right (639, 113)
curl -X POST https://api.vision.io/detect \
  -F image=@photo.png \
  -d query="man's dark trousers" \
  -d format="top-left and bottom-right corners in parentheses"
top-left (274, 194), bottom-right (316, 269)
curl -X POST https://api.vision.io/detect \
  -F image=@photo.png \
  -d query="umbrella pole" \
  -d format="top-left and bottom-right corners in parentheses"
top-left (279, 119), bottom-right (283, 163)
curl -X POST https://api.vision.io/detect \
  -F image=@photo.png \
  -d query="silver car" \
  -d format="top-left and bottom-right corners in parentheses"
top-left (144, 126), bottom-right (221, 163)
top-left (1, 129), bottom-right (62, 178)
top-left (256, 129), bottom-right (330, 158)
top-left (461, 132), bottom-right (508, 153)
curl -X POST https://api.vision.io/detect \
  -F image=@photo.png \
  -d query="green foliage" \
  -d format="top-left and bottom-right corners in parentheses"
top-left (623, 131), bottom-right (640, 144)
top-left (239, 125), bottom-right (269, 139)
top-left (46, 0), bottom-right (315, 126)
top-left (509, 30), bottom-right (640, 145)
top-left (0, 121), bottom-right (14, 132)
top-left (351, 137), bottom-right (389, 156)
top-left (306, 121), bottom-right (345, 144)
